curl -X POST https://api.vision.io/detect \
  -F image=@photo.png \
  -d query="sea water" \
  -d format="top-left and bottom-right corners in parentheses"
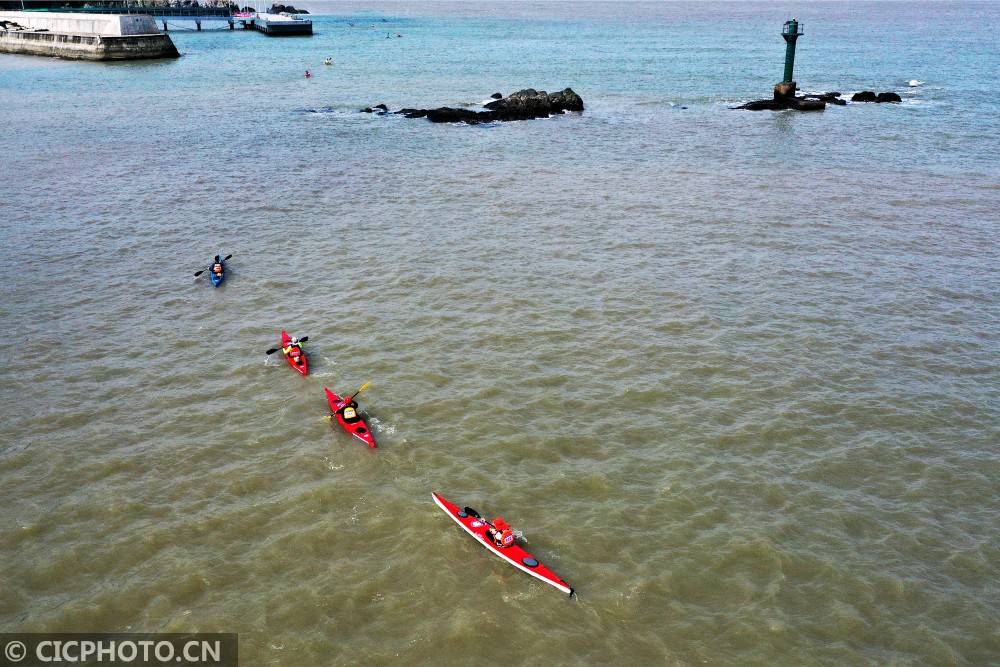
top-left (1, 1), bottom-right (998, 664)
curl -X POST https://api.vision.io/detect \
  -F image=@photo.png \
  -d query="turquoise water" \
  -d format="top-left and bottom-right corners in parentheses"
top-left (1, 2), bottom-right (999, 665)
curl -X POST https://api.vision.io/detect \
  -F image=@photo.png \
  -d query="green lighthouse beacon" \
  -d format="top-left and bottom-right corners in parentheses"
top-left (774, 18), bottom-right (803, 99)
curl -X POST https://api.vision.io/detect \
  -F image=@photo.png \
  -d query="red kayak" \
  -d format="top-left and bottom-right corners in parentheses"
top-left (324, 387), bottom-right (376, 448)
top-left (280, 330), bottom-right (308, 376)
top-left (431, 492), bottom-right (574, 596)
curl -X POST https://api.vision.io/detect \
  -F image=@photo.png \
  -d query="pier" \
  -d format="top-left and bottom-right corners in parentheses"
top-left (241, 12), bottom-right (312, 36)
top-left (0, 1), bottom-right (312, 36)
top-left (150, 8), bottom-right (312, 35)
top-left (0, 10), bottom-right (178, 59)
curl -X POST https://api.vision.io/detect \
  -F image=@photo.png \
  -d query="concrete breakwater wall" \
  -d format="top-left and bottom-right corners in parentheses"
top-left (0, 11), bottom-right (178, 60)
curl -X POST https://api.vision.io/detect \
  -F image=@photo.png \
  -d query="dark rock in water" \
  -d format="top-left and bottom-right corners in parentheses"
top-left (805, 92), bottom-right (846, 106)
top-left (850, 90), bottom-right (901, 103)
top-left (360, 107), bottom-right (372, 113)
top-left (424, 107), bottom-right (488, 124)
top-left (740, 87), bottom-right (898, 111)
top-left (391, 87), bottom-right (584, 124)
top-left (737, 94), bottom-right (827, 111)
top-left (491, 92), bottom-right (503, 100)
top-left (740, 99), bottom-right (789, 111)
top-left (793, 98), bottom-right (826, 111)
top-left (374, 103), bottom-right (388, 111)
top-left (547, 88), bottom-right (585, 111)
top-left (482, 87), bottom-right (584, 120)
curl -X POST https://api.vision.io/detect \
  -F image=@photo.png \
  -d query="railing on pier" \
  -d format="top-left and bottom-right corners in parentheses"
top-left (0, 1), bottom-right (236, 17)
top-left (40, 5), bottom-right (234, 16)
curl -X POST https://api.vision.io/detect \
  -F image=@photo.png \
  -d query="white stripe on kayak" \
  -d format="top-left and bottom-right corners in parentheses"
top-left (431, 492), bottom-right (572, 595)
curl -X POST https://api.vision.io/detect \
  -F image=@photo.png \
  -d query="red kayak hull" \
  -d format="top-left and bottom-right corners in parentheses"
top-left (431, 492), bottom-right (573, 596)
top-left (325, 387), bottom-right (376, 448)
top-left (280, 330), bottom-right (308, 376)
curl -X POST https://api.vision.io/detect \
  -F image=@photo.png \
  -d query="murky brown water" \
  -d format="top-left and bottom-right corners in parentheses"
top-left (2, 2), bottom-right (999, 664)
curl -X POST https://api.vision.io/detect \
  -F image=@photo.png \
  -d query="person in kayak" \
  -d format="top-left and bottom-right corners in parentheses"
top-left (338, 399), bottom-right (361, 423)
top-left (486, 518), bottom-right (516, 549)
top-left (211, 261), bottom-right (223, 277)
top-left (282, 337), bottom-right (304, 365)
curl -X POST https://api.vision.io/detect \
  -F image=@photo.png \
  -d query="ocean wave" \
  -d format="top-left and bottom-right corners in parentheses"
top-left (369, 417), bottom-right (395, 435)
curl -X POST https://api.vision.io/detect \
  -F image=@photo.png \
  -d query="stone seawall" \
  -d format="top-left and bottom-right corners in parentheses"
top-left (0, 30), bottom-right (179, 60)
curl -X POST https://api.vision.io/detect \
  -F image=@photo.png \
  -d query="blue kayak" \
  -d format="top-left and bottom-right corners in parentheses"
top-left (208, 256), bottom-right (225, 287)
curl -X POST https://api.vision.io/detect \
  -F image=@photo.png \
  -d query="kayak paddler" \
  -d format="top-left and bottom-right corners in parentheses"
top-left (211, 261), bottom-right (223, 277)
top-left (339, 399), bottom-right (361, 423)
top-left (283, 336), bottom-right (304, 365)
top-left (486, 518), bottom-right (516, 549)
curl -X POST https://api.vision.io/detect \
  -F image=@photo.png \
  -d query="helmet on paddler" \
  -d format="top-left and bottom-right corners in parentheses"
top-left (490, 518), bottom-right (515, 548)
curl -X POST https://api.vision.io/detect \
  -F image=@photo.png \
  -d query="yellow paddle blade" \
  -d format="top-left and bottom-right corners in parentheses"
top-left (355, 382), bottom-right (371, 395)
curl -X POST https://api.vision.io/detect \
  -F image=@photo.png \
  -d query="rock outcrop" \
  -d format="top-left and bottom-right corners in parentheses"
top-left (369, 88), bottom-right (584, 125)
top-left (739, 89), bottom-right (901, 110)
top-left (737, 95), bottom-right (826, 111)
top-left (851, 91), bottom-right (901, 103)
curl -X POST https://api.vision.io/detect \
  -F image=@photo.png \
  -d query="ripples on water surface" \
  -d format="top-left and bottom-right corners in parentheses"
top-left (1, 1), bottom-right (998, 664)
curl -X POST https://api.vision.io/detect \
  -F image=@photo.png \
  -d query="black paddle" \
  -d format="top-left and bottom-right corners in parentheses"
top-left (463, 507), bottom-right (495, 528)
top-left (266, 336), bottom-right (308, 355)
top-left (194, 254), bottom-right (232, 277)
